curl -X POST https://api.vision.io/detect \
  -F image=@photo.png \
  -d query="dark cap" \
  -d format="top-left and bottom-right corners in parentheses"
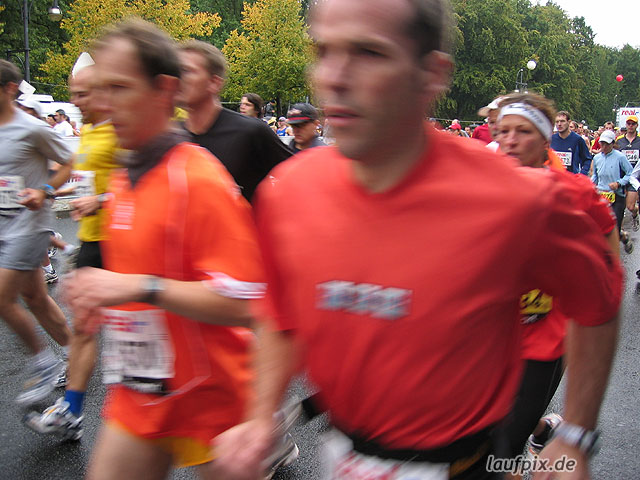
top-left (286, 103), bottom-right (318, 125)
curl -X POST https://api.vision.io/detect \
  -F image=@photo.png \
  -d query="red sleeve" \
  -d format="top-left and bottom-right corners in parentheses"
top-left (523, 173), bottom-right (623, 326)
top-left (565, 171), bottom-right (617, 235)
top-left (250, 175), bottom-right (295, 331)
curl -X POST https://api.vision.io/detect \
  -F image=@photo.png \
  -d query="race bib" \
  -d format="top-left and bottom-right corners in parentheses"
top-left (599, 190), bottom-right (616, 203)
top-left (556, 151), bottom-right (572, 167)
top-left (624, 149), bottom-right (639, 166)
top-left (0, 175), bottom-right (25, 215)
top-left (101, 308), bottom-right (175, 394)
top-left (60, 170), bottom-right (96, 198)
top-left (322, 429), bottom-right (449, 480)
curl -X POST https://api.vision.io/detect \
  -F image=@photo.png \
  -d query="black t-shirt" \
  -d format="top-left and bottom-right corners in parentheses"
top-left (185, 108), bottom-right (292, 202)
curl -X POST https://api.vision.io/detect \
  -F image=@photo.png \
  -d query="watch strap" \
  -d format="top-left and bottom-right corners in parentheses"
top-left (140, 276), bottom-right (164, 305)
top-left (552, 422), bottom-right (600, 457)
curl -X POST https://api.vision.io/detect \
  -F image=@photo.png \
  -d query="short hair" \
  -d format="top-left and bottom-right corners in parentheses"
top-left (0, 60), bottom-right (22, 88)
top-left (406, 0), bottom-right (454, 56)
top-left (92, 17), bottom-right (180, 82)
top-left (179, 39), bottom-right (227, 79)
top-left (604, 121), bottom-right (614, 128)
top-left (556, 110), bottom-right (570, 121)
top-left (242, 93), bottom-right (264, 118)
top-left (56, 109), bottom-right (66, 115)
top-left (498, 92), bottom-right (557, 127)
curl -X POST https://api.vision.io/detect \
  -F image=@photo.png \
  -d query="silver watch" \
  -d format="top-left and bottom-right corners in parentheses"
top-left (552, 422), bottom-right (601, 457)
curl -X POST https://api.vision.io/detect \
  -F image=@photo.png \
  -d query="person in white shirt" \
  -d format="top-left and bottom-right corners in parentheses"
top-left (52, 108), bottom-right (74, 137)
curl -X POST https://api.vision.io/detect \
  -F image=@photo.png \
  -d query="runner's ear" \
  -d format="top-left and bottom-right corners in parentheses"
top-left (420, 50), bottom-right (452, 105)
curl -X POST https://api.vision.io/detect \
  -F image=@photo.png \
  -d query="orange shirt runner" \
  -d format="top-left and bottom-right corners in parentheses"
top-left (100, 143), bottom-right (264, 465)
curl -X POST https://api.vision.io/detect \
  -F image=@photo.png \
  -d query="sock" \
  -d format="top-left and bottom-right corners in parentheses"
top-left (43, 264), bottom-right (54, 273)
top-left (64, 390), bottom-right (85, 416)
top-left (61, 346), bottom-right (69, 361)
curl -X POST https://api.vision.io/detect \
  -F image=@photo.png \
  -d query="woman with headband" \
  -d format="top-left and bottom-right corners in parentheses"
top-left (494, 92), bottom-right (620, 474)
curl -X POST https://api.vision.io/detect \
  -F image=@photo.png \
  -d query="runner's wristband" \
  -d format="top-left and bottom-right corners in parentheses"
top-left (551, 422), bottom-right (601, 457)
top-left (40, 184), bottom-right (56, 199)
top-left (140, 276), bottom-right (165, 305)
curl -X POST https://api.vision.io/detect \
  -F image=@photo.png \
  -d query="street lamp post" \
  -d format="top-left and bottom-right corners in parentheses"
top-left (20, 0), bottom-right (63, 83)
top-left (22, 0), bottom-right (31, 83)
top-left (515, 60), bottom-right (537, 93)
top-left (515, 68), bottom-right (525, 93)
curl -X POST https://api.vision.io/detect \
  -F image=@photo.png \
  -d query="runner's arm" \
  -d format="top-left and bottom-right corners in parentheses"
top-left (19, 162), bottom-right (73, 210)
top-left (579, 141), bottom-right (593, 176)
top-left (47, 161), bottom-right (73, 190)
top-left (629, 162), bottom-right (640, 190)
top-left (65, 268), bottom-right (254, 329)
top-left (534, 316), bottom-right (619, 480)
top-left (209, 321), bottom-right (299, 480)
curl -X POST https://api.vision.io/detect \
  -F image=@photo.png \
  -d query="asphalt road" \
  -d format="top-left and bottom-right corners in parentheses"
top-left (0, 212), bottom-right (638, 479)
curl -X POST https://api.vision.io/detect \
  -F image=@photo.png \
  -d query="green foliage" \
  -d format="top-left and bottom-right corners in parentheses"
top-left (2, 0), bottom-right (638, 127)
top-left (189, 0), bottom-right (253, 48)
top-left (434, 0), bottom-right (640, 126)
top-left (221, 0), bottom-right (312, 115)
top-left (0, 0), bottom-right (69, 93)
top-left (38, 0), bottom-right (220, 99)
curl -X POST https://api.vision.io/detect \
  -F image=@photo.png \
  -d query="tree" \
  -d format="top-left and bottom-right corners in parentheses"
top-left (440, 0), bottom-right (529, 120)
top-left (222, 0), bottom-right (312, 115)
top-left (190, 0), bottom-right (254, 48)
top-left (39, 0), bottom-right (220, 99)
top-left (0, 0), bottom-right (69, 94)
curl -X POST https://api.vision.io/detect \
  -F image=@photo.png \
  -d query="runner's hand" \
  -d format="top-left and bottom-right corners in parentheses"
top-left (64, 268), bottom-right (146, 332)
top-left (532, 437), bottom-right (590, 480)
top-left (70, 195), bottom-right (100, 219)
top-left (19, 188), bottom-right (46, 210)
top-left (209, 419), bottom-right (275, 480)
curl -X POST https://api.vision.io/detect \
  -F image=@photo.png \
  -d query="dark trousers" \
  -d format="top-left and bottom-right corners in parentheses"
top-left (496, 357), bottom-right (564, 459)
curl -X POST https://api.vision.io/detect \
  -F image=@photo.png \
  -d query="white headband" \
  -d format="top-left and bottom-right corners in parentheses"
top-left (497, 103), bottom-right (553, 141)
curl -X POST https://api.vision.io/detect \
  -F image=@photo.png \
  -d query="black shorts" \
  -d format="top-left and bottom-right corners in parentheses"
top-left (497, 357), bottom-right (564, 458)
top-left (76, 241), bottom-right (103, 269)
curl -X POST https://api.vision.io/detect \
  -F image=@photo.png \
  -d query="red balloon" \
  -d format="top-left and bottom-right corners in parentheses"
top-left (617, 74), bottom-right (624, 82)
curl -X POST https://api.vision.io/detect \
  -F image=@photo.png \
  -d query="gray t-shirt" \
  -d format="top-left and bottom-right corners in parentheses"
top-left (0, 108), bottom-right (72, 239)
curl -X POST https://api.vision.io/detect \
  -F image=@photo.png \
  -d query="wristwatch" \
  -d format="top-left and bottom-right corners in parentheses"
top-left (40, 184), bottom-right (56, 199)
top-left (552, 422), bottom-right (601, 457)
top-left (140, 276), bottom-right (165, 305)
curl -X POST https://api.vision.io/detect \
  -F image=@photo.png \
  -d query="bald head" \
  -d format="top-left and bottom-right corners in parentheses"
top-left (69, 66), bottom-right (97, 124)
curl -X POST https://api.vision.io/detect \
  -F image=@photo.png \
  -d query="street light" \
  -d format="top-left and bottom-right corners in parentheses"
top-left (515, 60), bottom-right (537, 93)
top-left (48, 0), bottom-right (62, 21)
top-left (21, 0), bottom-right (63, 83)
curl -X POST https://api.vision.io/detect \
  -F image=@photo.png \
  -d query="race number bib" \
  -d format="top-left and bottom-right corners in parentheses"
top-left (60, 170), bottom-right (96, 198)
top-left (624, 150), bottom-right (639, 166)
top-left (599, 190), bottom-right (616, 203)
top-left (102, 308), bottom-right (175, 394)
top-left (322, 429), bottom-right (449, 480)
top-left (556, 151), bottom-right (572, 167)
top-left (0, 176), bottom-right (25, 216)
